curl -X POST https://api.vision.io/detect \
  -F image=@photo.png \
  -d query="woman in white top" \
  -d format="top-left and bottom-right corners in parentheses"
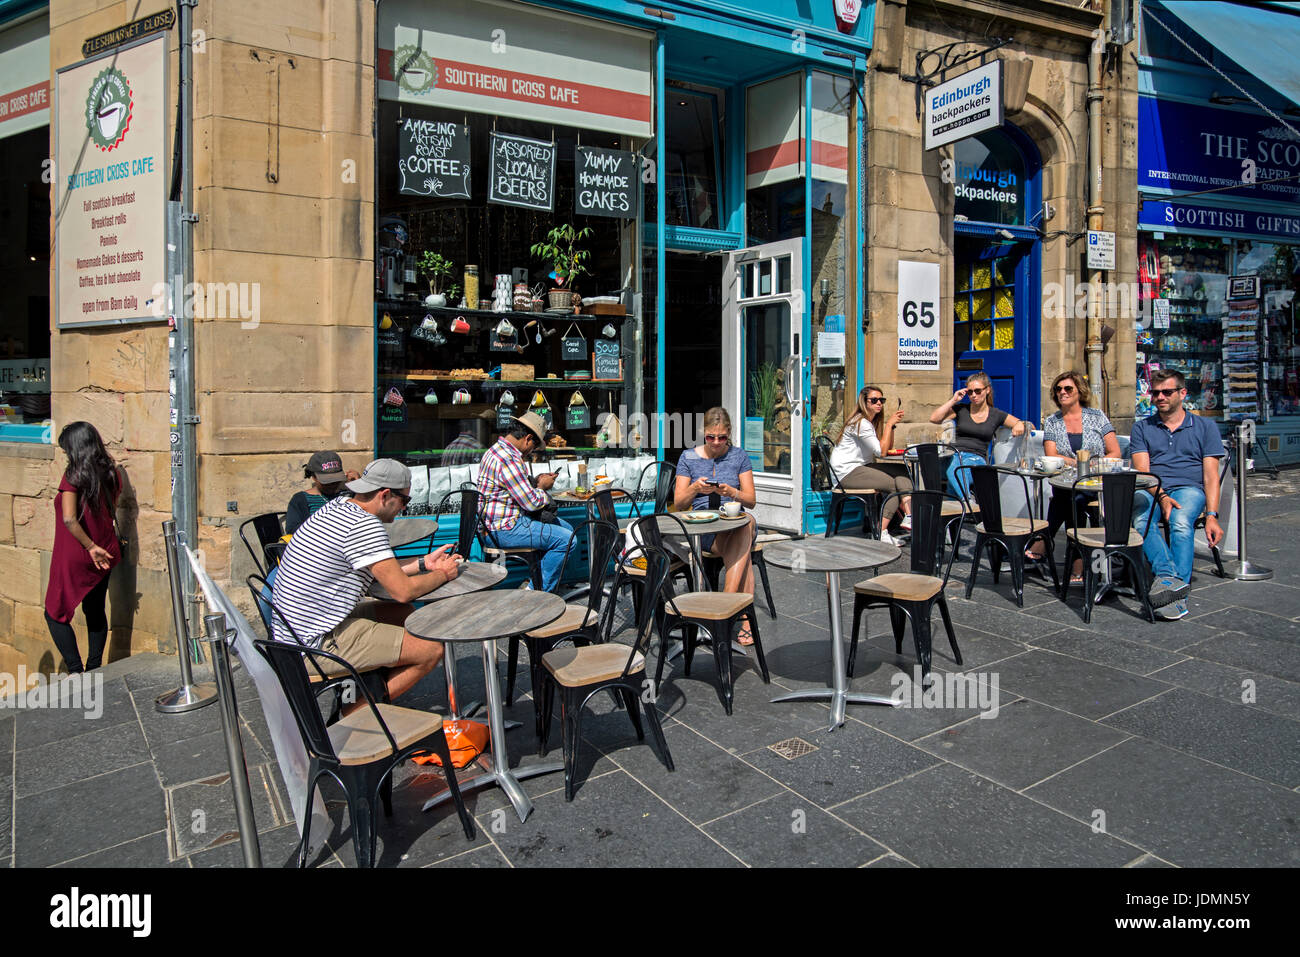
top-left (829, 386), bottom-right (912, 544)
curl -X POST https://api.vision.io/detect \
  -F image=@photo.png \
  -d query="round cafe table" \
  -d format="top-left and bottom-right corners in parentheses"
top-left (763, 537), bottom-right (901, 731)
top-left (387, 518), bottom-right (438, 548)
top-left (367, 560), bottom-right (506, 602)
top-left (406, 589), bottom-right (565, 823)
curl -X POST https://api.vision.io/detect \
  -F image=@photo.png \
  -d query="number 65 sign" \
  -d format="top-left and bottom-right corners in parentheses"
top-left (898, 261), bottom-right (941, 370)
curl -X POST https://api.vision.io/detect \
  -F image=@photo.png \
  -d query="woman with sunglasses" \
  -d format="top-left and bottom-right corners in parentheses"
top-left (830, 386), bottom-right (912, 544)
top-left (929, 372), bottom-right (1025, 500)
top-left (673, 407), bottom-right (758, 644)
top-left (1026, 371), bottom-right (1120, 581)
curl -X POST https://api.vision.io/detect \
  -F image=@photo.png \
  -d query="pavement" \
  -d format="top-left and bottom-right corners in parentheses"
top-left (3, 471), bottom-right (1299, 869)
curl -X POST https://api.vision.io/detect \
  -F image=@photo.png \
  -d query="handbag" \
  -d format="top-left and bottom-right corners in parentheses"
top-left (410, 719), bottom-right (490, 769)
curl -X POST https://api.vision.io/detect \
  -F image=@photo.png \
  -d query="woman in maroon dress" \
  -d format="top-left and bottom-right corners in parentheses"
top-left (45, 422), bottom-right (123, 672)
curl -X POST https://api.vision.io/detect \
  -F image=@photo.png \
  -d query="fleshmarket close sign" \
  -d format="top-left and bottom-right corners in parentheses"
top-left (82, 9), bottom-right (175, 59)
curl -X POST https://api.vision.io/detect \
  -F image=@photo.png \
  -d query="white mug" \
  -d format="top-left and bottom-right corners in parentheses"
top-left (721, 502), bottom-right (742, 518)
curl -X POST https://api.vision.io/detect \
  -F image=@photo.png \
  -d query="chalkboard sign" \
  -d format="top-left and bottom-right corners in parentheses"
top-left (488, 132), bottom-right (555, 211)
top-left (593, 339), bottom-right (621, 380)
top-left (561, 324), bottom-right (586, 359)
top-left (398, 119), bottom-right (470, 198)
top-left (575, 146), bottom-right (638, 219)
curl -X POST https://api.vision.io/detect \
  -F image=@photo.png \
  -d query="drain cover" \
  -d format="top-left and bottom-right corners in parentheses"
top-left (768, 737), bottom-right (818, 760)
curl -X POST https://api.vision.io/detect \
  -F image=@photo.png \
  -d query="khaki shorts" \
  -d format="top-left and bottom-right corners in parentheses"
top-left (318, 604), bottom-right (406, 675)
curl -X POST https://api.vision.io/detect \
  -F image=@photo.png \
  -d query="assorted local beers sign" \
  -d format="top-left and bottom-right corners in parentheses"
top-left (574, 146), bottom-right (637, 218)
top-left (55, 34), bottom-right (167, 327)
top-left (398, 119), bottom-right (470, 197)
top-left (924, 60), bottom-right (1003, 151)
top-left (488, 132), bottom-right (556, 211)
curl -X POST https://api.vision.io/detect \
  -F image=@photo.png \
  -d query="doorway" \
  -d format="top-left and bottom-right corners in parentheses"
top-left (659, 252), bottom-right (723, 464)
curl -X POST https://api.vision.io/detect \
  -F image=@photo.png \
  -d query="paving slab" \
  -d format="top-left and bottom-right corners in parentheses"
top-left (151, 728), bottom-right (270, 788)
top-left (52, 831), bottom-right (181, 868)
top-left (428, 844), bottom-right (512, 868)
top-left (1147, 657), bottom-right (1300, 720)
top-left (940, 596), bottom-right (1072, 640)
top-left (1027, 627), bottom-right (1189, 677)
top-left (14, 720), bottom-right (151, 798)
top-left (187, 822), bottom-right (312, 868)
top-left (1179, 627), bottom-right (1300, 684)
top-left (1193, 606), bottom-right (1300, 644)
top-left (990, 648), bottom-right (1172, 720)
top-left (1200, 578), bottom-right (1300, 614)
top-left (865, 853), bottom-right (917, 867)
top-left (1025, 738), bottom-right (1300, 867)
top-left (13, 762), bottom-right (166, 867)
top-left (12, 676), bottom-right (136, 751)
top-left (702, 794), bottom-right (887, 867)
top-left (1101, 687), bottom-right (1300, 788)
top-left (168, 769), bottom-right (283, 858)
top-left (834, 763), bottom-right (1139, 867)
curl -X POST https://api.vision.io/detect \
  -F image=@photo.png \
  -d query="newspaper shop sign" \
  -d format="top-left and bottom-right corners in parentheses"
top-left (898, 261), bottom-right (940, 370)
top-left (924, 60), bottom-right (1003, 151)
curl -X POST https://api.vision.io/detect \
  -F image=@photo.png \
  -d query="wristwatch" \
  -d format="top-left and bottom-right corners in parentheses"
top-left (417, 555), bottom-right (428, 573)
top-left (1205, 510), bottom-right (1218, 518)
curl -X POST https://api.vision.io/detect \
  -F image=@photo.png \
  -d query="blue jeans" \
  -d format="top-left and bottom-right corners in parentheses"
top-left (1132, 485), bottom-right (1205, 584)
top-left (490, 515), bottom-right (575, 592)
top-left (945, 452), bottom-right (986, 499)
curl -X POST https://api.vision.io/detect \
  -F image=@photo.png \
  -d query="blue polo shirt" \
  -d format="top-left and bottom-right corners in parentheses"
top-left (1129, 411), bottom-right (1225, 490)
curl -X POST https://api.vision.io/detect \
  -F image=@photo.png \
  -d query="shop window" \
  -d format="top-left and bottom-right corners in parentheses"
top-left (376, 101), bottom-right (640, 475)
top-left (952, 129), bottom-right (1027, 227)
top-left (746, 73), bottom-right (805, 243)
top-left (662, 89), bottom-right (722, 230)
top-left (955, 248), bottom-right (1021, 353)
top-left (0, 125), bottom-right (52, 435)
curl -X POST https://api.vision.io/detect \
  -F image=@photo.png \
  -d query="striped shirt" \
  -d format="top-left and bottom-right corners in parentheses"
top-left (1042, 407), bottom-right (1116, 459)
top-left (478, 437), bottom-right (548, 532)
top-left (271, 496), bottom-right (394, 645)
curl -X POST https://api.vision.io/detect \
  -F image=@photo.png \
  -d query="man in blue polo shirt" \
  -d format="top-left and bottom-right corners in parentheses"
top-left (1130, 370), bottom-right (1225, 620)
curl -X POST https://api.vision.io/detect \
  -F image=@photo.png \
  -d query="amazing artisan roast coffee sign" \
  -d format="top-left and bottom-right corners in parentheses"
top-left (397, 118), bottom-right (470, 198)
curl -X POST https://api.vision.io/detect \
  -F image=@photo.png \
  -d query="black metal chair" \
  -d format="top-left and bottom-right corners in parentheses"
top-left (503, 519), bottom-right (621, 728)
top-left (1060, 471), bottom-right (1161, 623)
top-left (630, 459), bottom-right (677, 516)
top-left (238, 512), bottom-right (287, 577)
top-left (813, 434), bottom-right (880, 538)
top-left (701, 525), bottom-right (778, 621)
top-left (847, 490), bottom-right (966, 686)
top-left (538, 544), bottom-right (675, 801)
top-left (639, 513), bottom-right (770, 715)
top-left (255, 638), bottom-right (475, 867)
top-left (960, 464), bottom-right (1059, 607)
top-left (909, 442), bottom-right (981, 560)
top-left (436, 485), bottom-right (543, 588)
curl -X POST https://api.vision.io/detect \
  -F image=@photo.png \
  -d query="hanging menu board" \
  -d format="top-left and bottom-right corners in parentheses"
top-left (397, 118), bottom-right (470, 198)
top-left (593, 338), bottom-right (621, 380)
top-left (574, 146), bottom-right (638, 218)
top-left (488, 132), bottom-right (555, 211)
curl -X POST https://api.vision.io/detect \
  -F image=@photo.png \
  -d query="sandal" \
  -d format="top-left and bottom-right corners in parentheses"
top-left (1024, 547), bottom-right (1046, 562)
top-left (736, 620), bottom-right (755, 646)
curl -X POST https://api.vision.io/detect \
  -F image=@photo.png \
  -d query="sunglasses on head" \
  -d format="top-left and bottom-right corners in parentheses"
top-left (704, 433), bottom-right (730, 442)
top-left (1151, 387), bottom-right (1182, 397)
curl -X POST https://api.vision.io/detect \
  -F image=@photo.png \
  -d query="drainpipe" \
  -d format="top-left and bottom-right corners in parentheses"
top-left (1085, 30), bottom-right (1105, 409)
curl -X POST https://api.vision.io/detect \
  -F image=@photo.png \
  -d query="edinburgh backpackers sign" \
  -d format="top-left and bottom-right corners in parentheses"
top-left (398, 118), bottom-right (470, 198)
top-left (924, 60), bottom-right (1003, 151)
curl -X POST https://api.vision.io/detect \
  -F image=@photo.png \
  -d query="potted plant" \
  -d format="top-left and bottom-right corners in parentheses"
top-left (530, 224), bottom-right (593, 309)
top-left (418, 251), bottom-right (456, 307)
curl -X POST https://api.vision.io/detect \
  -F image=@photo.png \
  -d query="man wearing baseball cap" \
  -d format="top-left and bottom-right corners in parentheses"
top-left (284, 451), bottom-right (360, 534)
top-left (272, 458), bottom-right (459, 703)
top-left (477, 412), bottom-right (575, 591)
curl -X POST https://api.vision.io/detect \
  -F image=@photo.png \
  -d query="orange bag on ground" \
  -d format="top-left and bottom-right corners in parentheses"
top-left (411, 719), bottom-right (490, 769)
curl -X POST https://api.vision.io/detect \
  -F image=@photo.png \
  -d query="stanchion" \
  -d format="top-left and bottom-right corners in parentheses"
top-left (203, 613), bottom-right (262, 868)
top-left (1222, 420), bottom-right (1272, 581)
top-left (155, 520), bottom-right (218, 713)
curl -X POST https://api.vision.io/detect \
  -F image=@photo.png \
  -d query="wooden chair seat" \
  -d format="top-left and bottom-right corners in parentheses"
top-left (833, 486), bottom-right (879, 495)
top-left (526, 603), bottom-right (600, 639)
top-left (754, 532), bottom-right (792, 545)
top-left (1068, 527), bottom-right (1144, 548)
top-left (975, 517), bottom-right (1047, 536)
top-left (941, 500), bottom-right (974, 517)
top-left (482, 545), bottom-right (540, 556)
top-left (854, 572), bottom-right (944, 602)
top-left (622, 555), bottom-right (687, 577)
top-left (544, 644), bottom-right (645, 687)
top-left (328, 704), bottom-right (443, 766)
top-left (666, 591), bottom-right (753, 620)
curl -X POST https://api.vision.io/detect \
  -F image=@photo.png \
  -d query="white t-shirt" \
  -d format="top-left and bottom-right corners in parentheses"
top-left (271, 497), bottom-right (395, 644)
top-left (829, 419), bottom-right (882, 482)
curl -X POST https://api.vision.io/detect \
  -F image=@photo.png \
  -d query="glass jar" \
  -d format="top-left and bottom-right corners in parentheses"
top-left (463, 265), bottom-right (479, 308)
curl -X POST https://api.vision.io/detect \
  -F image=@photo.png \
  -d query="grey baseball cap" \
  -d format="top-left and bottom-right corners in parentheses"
top-left (345, 458), bottom-right (411, 493)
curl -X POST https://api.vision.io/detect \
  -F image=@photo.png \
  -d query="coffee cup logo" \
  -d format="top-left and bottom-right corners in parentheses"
top-left (85, 67), bottom-right (133, 151)
top-left (394, 45), bottom-right (435, 96)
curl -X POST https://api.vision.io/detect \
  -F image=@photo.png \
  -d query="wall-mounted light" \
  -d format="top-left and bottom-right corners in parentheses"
top-left (1209, 91), bottom-right (1250, 105)
top-left (820, 278), bottom-right (831, 298)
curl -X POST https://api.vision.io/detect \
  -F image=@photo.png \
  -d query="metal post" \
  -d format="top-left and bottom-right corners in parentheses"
top-left (203, 613), bottom-right (262, 868)
top-left (155, 521), bottom-right (217, 713)
top-left (1223, 422), bottom-right (1272, 581)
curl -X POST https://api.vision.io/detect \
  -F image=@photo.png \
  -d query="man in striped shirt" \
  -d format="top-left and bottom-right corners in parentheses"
top-left (272, 458), bottom-right (460, 702)
top-left (478, 412), bottom-right (574, 592)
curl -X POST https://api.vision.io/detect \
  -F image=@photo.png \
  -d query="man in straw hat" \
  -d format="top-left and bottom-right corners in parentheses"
top-left (477, 412), bottom-right (575, 592)
top-left (272, 458), bottom-right (460, 703)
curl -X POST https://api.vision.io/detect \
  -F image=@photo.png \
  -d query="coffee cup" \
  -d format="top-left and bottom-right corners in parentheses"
top-left (721, 502), bottom-right (742, 518)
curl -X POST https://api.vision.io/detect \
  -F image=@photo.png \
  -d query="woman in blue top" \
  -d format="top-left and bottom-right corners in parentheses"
top-left (673, 407), bottom-right (758, 644)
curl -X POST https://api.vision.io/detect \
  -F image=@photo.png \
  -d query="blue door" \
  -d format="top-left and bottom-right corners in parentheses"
top-left (952, 236), bottom-right (1034, 421)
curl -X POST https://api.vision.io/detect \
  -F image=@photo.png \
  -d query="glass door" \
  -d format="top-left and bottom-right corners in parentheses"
top-left (722, 238), bottom-right (804, 532)
top-left (952, 237), bottom-right (1031, 420)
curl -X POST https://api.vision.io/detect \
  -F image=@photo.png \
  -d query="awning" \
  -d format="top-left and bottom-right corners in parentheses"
top-left (1161, 1), bottom-right (1300, 107)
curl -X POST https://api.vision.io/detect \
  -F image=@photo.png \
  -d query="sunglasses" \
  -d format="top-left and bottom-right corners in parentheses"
top-left (705, 434), bottom-right (730, 443)
top-left (1151, 387), bottom-right (1182, 397)
top-left (866, 396), bottom-right (886, 405)
top-left (389, 489), bottom-right (412, 506)
top-left (1054, 385), bottom-right (1076, 395)
top-left (967, 387), bottom-right (986, 396)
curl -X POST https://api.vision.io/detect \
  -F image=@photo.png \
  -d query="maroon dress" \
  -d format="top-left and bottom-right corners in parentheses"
top-left (44, 474), bottom-right (121, 623)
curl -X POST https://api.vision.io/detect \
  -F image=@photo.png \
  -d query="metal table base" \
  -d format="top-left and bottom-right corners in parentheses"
top-left (770, 571), bottom-right (897, 731)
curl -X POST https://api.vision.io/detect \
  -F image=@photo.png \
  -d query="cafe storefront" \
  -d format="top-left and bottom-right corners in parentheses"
top-left (374, 0), bottom-right (873, 534)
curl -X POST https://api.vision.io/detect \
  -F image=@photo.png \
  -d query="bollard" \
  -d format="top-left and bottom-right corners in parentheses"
top-left (155, 520), bottom-right (218, 713)
top-left (1222, 420), bottom-right (1271, 581)
top-left (203, 613), bottom-right (262, 868)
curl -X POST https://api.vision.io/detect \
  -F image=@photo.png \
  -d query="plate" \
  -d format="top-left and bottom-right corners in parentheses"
top-left (680, 511), bottom-right (719, 523)
top-left (885, 449), bottom-right (906, 456)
